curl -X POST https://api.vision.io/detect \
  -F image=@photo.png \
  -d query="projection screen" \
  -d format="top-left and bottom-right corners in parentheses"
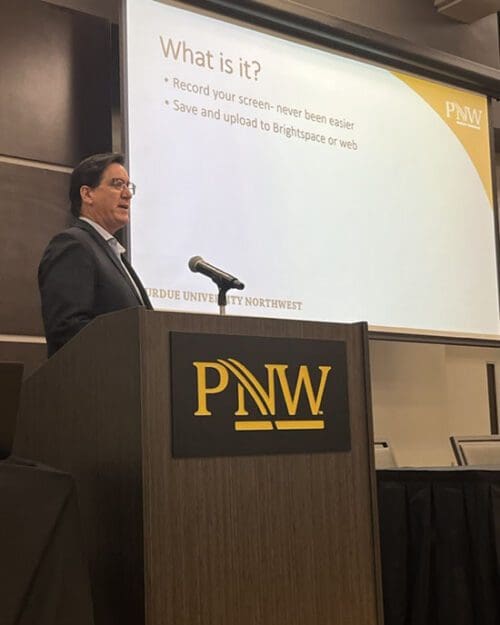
top-left (124, 0), bottom-right (499, 339)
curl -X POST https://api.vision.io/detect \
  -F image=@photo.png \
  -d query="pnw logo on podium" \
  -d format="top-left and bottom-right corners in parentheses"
top-left (171, 333), bottom-right (351, 458)
top-left (193, 359), bottom-right (331, 432)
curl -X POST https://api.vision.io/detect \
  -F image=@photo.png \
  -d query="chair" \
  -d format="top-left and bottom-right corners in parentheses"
top-left (374, 439), bottom-right (397, 468)
top-left (0, 362), bottom-right (24, 460)
top-left (450, 435), bottom-right (500, 466)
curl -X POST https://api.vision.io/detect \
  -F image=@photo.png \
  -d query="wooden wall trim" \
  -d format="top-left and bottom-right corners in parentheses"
top-left (0, 155), bottom-right (72, 173)
top-left (0, 336), bottom-right (46, 344)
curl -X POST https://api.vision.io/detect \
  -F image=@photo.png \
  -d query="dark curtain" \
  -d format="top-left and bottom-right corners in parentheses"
top-left (378, 468), bottom-right (500, 625)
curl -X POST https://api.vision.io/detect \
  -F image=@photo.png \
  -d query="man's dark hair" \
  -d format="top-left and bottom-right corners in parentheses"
top-left (69, 153), bottom-right (125, 217)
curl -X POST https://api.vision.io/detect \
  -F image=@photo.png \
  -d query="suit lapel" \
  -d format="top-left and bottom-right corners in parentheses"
top-left (122, 255), bottom-right (153, 309)
top-left (74, 220), bottom-right (146, 306)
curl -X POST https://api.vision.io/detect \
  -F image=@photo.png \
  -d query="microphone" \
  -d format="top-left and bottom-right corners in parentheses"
top-left (188, 256), bottom-right (245, 290)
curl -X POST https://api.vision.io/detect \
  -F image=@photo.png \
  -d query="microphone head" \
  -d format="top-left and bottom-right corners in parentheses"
top-left (188, 255), bottom-right (203, 272)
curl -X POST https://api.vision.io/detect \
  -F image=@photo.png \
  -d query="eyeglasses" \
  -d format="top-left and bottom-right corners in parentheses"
top-left (109, 178), bottom-right (136, 195)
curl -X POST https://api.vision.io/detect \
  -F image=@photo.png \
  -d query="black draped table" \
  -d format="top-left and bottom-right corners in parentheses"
top-left (377, 468), bottom-right (500, 625)
top-left (0, 456), bottom-right (94, 625)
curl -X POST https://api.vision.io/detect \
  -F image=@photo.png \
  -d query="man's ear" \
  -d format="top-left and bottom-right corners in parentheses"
top-left (80, 185), bottom-right (93, 205)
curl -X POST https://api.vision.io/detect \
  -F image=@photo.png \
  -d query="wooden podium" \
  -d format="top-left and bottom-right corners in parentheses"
top-left (15, 308), bottom-right (383, 625)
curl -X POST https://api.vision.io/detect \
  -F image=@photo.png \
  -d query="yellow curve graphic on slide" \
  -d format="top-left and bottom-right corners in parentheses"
top-left (391, 71), bottom-right (493, 207)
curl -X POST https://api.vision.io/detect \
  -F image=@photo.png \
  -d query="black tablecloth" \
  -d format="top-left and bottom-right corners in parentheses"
top-left (378, 468), bottom-right (500, 625)
top-left (0, 456), bottom-right (94, 625)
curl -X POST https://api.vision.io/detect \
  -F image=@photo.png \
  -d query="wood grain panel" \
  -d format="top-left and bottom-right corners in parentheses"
top-left (0, 341), bottom-right (47, 378)
top-left (15, 310), bottom-right (144, 625)
top-left (0, 0), bottom-right (112, 165)
top-left (139, 311), bottom-right (382, 625)
top-left (0, 162), bottom-right (70, 336)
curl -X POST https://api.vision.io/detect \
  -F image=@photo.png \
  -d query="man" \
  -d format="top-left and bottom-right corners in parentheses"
top-left (39, 153), bottom-right (152, 357)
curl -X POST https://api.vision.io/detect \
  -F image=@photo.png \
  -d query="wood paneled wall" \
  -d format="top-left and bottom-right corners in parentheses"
top-left (0, 0), bottom-right (112, 165)
top-left (0, 163), bottom-right (70, 336)
top-left (0, 0), bottom-right (113, 366)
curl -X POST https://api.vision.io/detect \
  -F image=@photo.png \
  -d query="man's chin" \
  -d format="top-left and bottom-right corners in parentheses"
top-left (114, 215), bottom-right (130, 231)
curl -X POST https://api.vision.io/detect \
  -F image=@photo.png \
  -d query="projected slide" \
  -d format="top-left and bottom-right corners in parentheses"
top-left (125, 0), bottom-right (499, 336)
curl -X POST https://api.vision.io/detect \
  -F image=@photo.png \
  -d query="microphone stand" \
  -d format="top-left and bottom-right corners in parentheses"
top-left (188, 257), bottom-right (244, 315)
top-left (217, 284), bottom-right (230, 315)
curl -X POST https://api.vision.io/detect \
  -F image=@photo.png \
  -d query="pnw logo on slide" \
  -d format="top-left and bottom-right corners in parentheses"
top-left (445, 100), bottom-right (483, 130)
